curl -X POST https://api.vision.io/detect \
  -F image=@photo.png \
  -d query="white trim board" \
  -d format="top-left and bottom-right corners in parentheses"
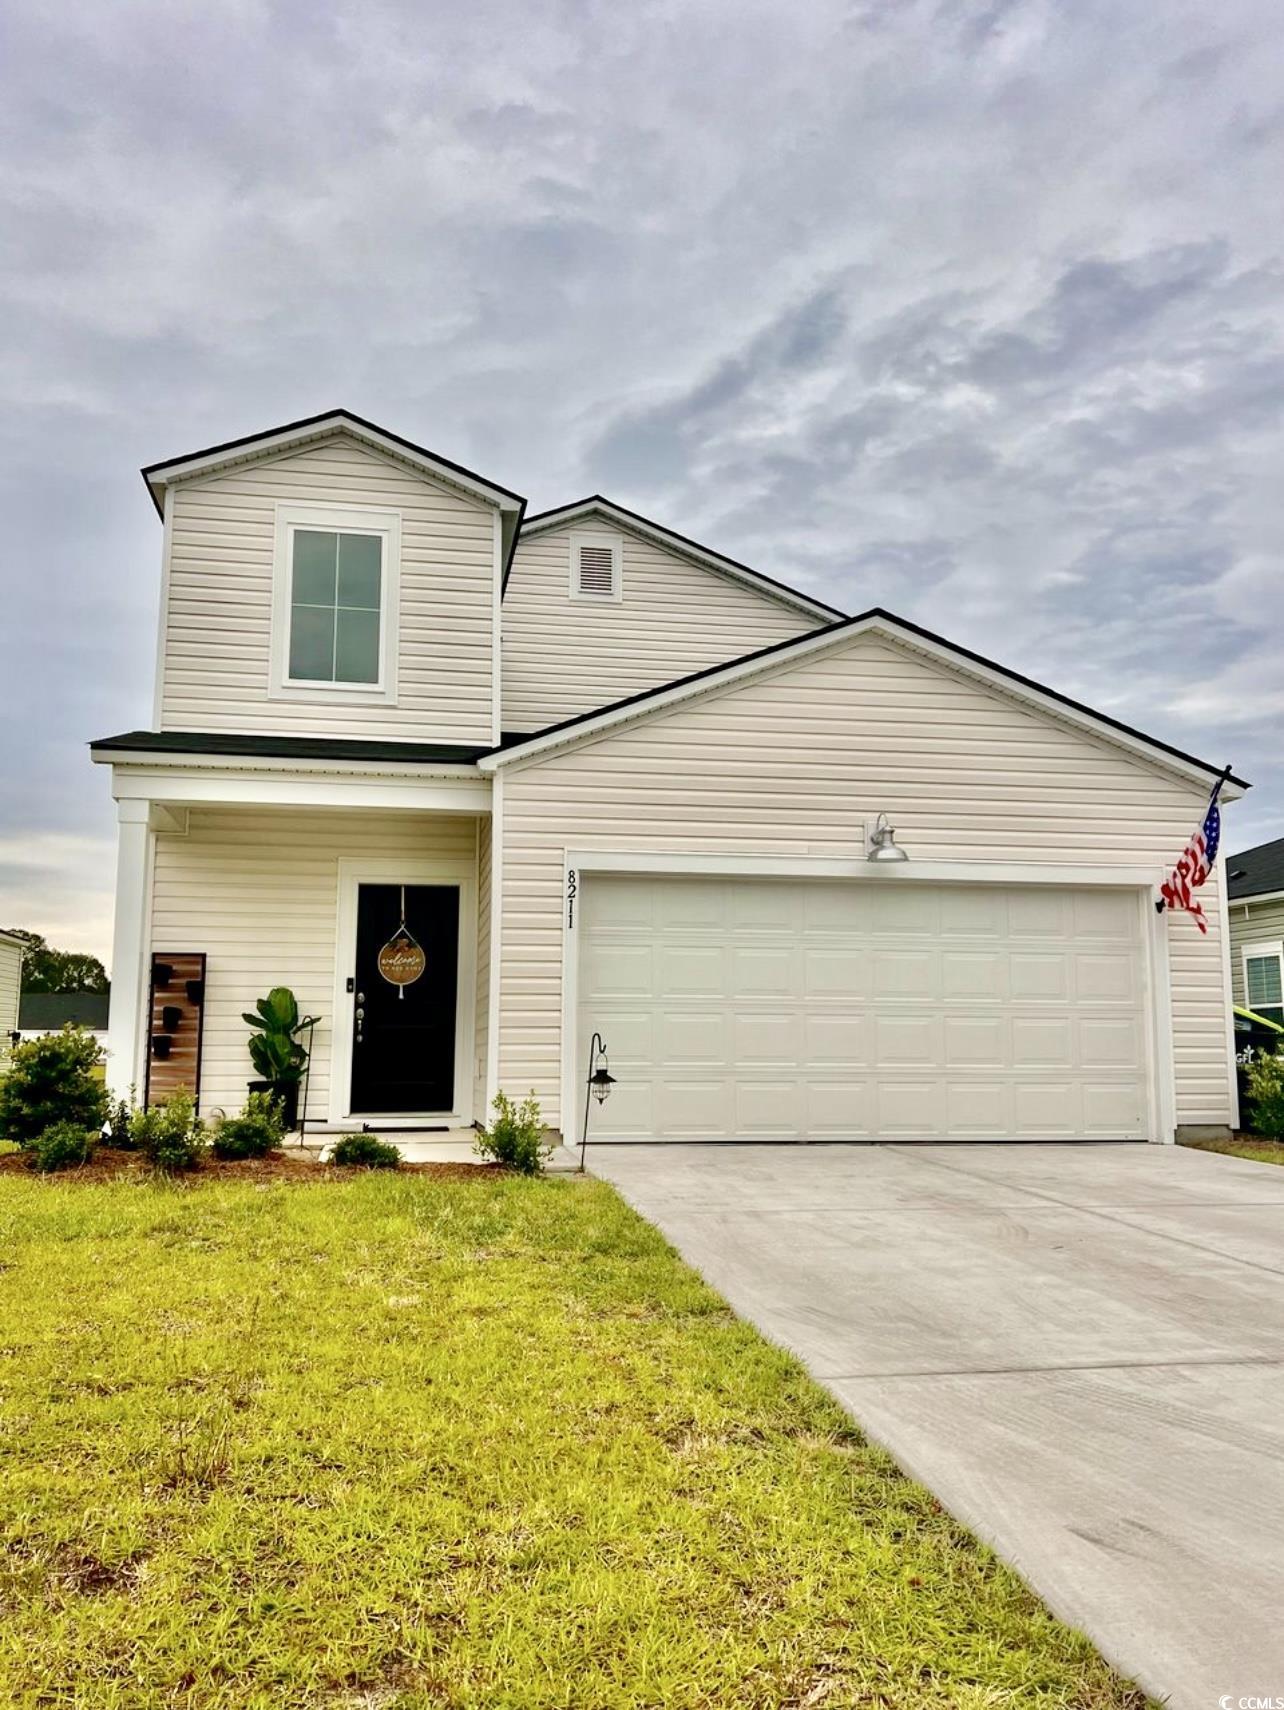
top-left (330, 857), bottom-right (478, 1129)
top-left (481, 612), bottom-right (1245, 798)
top-left (558, 849), bottom-right (1176, 1151)
top-left (104, 766), bottom-right (490, 814)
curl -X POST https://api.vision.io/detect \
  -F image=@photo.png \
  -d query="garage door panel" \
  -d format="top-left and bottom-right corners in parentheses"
top-left (805, 1081), bottom-right (874, 1134)
top-left (1075, 953), bottom-right (1139, 1003)
top-left (658, 943), bottom-right (726, 996)
top-left (942, 950), bottom-right (1007, 1000)
top-left (871, 948), bottom-right (937, 997)
top-left (655, 1010), bottom-right (727, 1063)
top-left (804, 1012), bottom-right (870, 1063)
top-left (734, 1011), bottom-right (803, 1063)
top-left (730, 943), bottom-right (799, 997)
top-left (578, 876), bottom-right (1151, 1142)
top-left (944, 1015), bottom-right (1007, 1066)
top-left (803, 946), bottom-right (868, 997)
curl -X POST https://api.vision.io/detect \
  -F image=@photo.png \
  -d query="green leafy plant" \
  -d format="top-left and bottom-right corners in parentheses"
top-left (210, 1091), bottom-right (286, 1161)
top-left (475, 1090), bottom-right (548, 1175)
top-left (1245, 1051), bottom-right (1284, 1138)
top-left (105, 1091), bottom-right (138, 1150)
top-left (329, 1134), bottom-right (400, 1169)
top-left (0, 1026), bottom-right (108, 1144)
top-left (241, 987), bottom-right (319, 1087)
top-left (28, 1121), bottom-right (97, 1173)
top-left (128, 1088), bottom-right (207, 1173)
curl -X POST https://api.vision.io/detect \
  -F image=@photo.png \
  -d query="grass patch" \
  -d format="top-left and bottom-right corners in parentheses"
top-left (1182, 1135), bottom-right (1284, 1166)
top-left (0, 1173), bottom-right (1143, 1708)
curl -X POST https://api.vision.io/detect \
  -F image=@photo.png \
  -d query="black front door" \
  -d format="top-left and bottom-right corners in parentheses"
top-left (350, 884), bottom-right (459, 1114)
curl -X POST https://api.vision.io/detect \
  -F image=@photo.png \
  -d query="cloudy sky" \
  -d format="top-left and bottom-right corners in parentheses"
top-left (1, 0), bottom-right (1280, 968)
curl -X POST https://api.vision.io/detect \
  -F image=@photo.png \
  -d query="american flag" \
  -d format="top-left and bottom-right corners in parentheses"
top-left (1159, 772), bottom-right (1229, 934)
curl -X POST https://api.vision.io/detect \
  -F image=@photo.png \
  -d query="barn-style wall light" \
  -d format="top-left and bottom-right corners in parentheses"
top-left (867, 812), bottom-right (910, 862)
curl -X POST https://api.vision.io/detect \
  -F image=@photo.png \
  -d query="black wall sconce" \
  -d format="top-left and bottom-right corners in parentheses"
top-left (579, 1032), bottom-right (616, 1171)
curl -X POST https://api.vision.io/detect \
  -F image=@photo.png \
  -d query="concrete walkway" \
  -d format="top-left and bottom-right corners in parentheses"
top-left (589, 1142), bottom-right (1284, 1710)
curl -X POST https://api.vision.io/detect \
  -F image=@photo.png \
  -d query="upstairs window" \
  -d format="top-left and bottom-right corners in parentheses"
top-left (1245, 944), bottom-right (1284, 1028)
top-left (288, 529), bottom-right (382, 685)
top-left (569, 531), bottom-right (622, 602)
top-left (271, 505), bottom-right (400, 702)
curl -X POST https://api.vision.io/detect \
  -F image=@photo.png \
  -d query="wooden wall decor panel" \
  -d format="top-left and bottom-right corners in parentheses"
top-left (144, 952), bottom-right (207, 1107)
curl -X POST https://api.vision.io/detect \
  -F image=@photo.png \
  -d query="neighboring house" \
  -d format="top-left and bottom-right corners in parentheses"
top-left (0, 931), bottom-right (23, 1070)
top-left (16, 991), bottom-right (111, 1045)
top-left (1227, 837), bottom-right (1284, 1029)
top-left (92, 409), bottom-right (1248, 1144)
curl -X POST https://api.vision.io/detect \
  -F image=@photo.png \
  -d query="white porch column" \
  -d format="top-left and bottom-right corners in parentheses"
top-left (105, 798), bottom-right (151, 1101)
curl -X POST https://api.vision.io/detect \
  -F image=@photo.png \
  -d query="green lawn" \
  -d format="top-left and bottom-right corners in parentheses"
top-left (0, 1172), bottom-right (1143, 1709)
top-left (1183, 1135), bottom-right (1284, 1166)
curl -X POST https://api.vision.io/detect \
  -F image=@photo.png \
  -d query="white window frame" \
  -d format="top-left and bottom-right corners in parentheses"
top-left (270, 502), bottom-right (401, 703)
top-left (568, 529), bottom-right (623, 603)
top-left (1242, 939), bottom-right (1284, 1021)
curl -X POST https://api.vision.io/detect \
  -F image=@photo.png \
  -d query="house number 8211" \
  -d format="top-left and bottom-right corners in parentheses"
top-left (566, 869), bottom-right (577, 928)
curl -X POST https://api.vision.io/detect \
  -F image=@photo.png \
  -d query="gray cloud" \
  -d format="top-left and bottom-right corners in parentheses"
top-left (1, 0), bottom-right (1281, 964)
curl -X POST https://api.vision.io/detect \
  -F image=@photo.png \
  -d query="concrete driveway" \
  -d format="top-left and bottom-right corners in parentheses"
top-left (590, 1142), bottom-right (1284, 1710)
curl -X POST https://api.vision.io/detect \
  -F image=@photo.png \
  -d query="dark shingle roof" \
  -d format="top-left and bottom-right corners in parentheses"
top-left (90, 730), bottom-right (490, 766)
top-left (1227, 836), bottom-right (1284, 901)
top-left (19, 992), bottom-right (110, 1032)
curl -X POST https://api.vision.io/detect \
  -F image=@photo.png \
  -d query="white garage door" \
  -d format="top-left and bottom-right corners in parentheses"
top-left (577, 875), bottom-right (1152, 1141)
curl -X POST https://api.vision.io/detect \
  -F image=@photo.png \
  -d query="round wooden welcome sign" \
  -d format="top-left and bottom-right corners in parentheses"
top-left (377, 890), bottom-right (426, 998)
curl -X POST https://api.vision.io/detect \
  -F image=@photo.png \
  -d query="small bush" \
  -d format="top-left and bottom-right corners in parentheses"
top-left (0, 1027), bottom-right (107, 1145)
top-left (329, 1133), bottom-right (400, 1169)
top-left (128, 1088), bottom-right (207, 1173)
top-left (475, 1090), bottom-right (548, 1175)
top-left (105, 1091), bottom-right (138, 1150)
top-left (211, 1091), bottom-right (285, 1160)
top-left (1245, 1051), bottom-right (1284, 1138)
top-left (28, 1121), bottom-right (97, 1174)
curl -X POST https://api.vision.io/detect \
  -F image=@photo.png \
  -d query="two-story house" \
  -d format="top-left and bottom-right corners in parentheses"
top-left (93, 410), bottom-right (1246, 1145)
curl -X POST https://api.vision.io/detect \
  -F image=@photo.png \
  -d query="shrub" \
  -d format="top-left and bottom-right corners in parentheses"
top-left (211, 1090), bottom-right (286, 1160)
top-left (128, 1088), bottom-right (207, 1173)
top-left (1245, 1051), bottom-right (1284, 1138)
top-left (329, 1133), bottom-right (400, 1169)
top-left (0, 1027), bottom-right (108, 1145)
top-left (475, 1090), bottom-right (548, 1175)
top-left (28, 1121), bottom-right (97, 1173)
top-left (105, 1091), bottom-right (138, 1150)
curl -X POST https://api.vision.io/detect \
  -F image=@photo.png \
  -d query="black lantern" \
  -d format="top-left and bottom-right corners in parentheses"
top-left (580, 1032), bottom-right (616, 1169)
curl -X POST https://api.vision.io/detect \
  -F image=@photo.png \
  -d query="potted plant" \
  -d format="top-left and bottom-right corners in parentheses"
top-left (242, 986), bottom-right (319, 1131)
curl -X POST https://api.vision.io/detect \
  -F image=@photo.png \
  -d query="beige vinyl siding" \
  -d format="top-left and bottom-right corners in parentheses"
top-left (0, 938), bottom-right (22, 1069)
top-left (1229, 896), bottom-right (1284, 1007)
top-left (496, 630), bottom-right (1234, 1133)
top-left (149, 807), bottom-right (479, 1119)
top-left (161, 435), bottom-right (496, 743)
top-left (501, 523), bottom-right (821, 732)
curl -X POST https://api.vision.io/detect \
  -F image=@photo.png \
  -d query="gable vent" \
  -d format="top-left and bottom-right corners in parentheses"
top-left (577, 543), bottom-right (617, 597)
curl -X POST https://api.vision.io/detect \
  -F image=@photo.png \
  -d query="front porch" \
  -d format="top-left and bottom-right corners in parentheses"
top-left (96, 748), bottom-right (493, 1130)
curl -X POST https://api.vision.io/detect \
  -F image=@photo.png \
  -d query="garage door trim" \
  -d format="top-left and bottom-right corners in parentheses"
top-left (560, 850), bottom-right (1174, 1147)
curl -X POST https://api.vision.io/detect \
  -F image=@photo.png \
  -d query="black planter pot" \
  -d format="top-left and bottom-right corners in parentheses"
top-left (248, 1079), bottom-right (300, 1131)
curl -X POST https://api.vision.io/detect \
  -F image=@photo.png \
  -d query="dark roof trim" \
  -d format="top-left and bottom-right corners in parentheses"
top-left (485, 605), bottom-right (1250, 790)
top-left (508, 493), bottom-right (846, 619)
top-left (140, 406), bottom-right (526, 512)
top-left (1226, 835), bottom-right (1284, 900)
top-left (90, 730), bottom-right (490, 767)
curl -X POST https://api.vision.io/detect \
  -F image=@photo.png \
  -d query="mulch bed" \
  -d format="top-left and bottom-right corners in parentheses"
top-left (0, 1146), bottom-right (506, 1185)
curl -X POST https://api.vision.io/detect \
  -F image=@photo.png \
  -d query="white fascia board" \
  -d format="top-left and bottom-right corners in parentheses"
top-left (1231, 887), bottom-right (1284, 910)
top-left (481, 612), bottom-right (1245, 798)
top-left (104, 762), bottom-right (491, 815)
top-left (90, 747), bottom-right (484, 777)
top-left (147, 417), bottom-right (523, 516)
top-left (519, 501), bottom-right (839, 622)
